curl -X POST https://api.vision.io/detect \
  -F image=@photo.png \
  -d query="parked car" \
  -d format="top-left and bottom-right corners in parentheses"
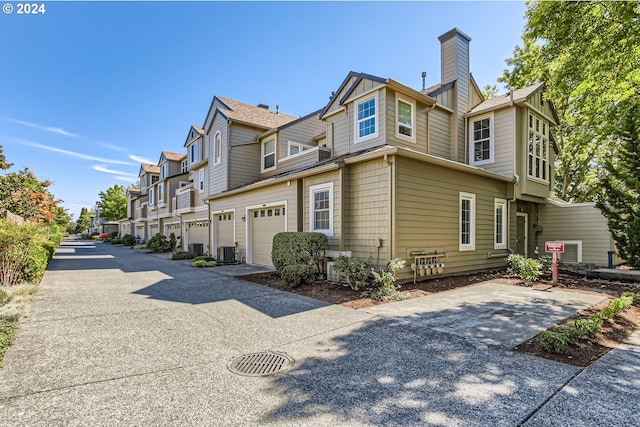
top-left (99, 232), bottom-right (109, 240)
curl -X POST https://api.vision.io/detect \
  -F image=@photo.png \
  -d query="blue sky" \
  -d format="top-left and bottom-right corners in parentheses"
top-left (0, 1), bottom-right (527, 219)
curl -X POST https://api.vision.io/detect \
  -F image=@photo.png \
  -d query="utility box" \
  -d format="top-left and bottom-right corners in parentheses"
top-left (218, 246), bottom-right (235, 264)
top-left (188, 243), bottom-right (204, 257)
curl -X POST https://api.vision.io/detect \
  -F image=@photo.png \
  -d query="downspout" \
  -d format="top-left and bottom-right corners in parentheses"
top-left (507, 92), bottom-right (518, 255)
top-left (384, 154), bottom-right (395, 263)
top-left (426, 104), bottom-right (436, 154)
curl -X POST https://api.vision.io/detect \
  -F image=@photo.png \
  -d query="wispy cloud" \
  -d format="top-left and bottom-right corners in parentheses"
top-left (92, 165), bottom-right (138, 179)
top-left (98, 142), bottom-right (129, 153)
top-left (115, 176), bottom-right (137, 183)
top-left (6, 137), bottom-right (135, 165)
top-left (129, 154), bottom-right (155, 164)
top-left (8, 118), bottom-right (80, 138)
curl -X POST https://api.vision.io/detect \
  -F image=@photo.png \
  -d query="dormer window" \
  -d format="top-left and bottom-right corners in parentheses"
top-left (190, 141), bottom-right (199, 164)
top-left (151, 175), bottom-right (159, 185)
top-left (396, 97), bottom-right (415, 141)
top-left (161, 164), bottom-right (167, 179)
top-left (262, 137), bottom-right (276, 172)
top-left (469, 113), bottom-right (494, 165)
top-left (181, 160), bottom-right (188, 173)
top-left (355, 93), bottom-right (378, 142)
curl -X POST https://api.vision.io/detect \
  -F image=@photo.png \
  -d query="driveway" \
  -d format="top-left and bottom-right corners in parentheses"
top-left (0, 238), bottom-right (638, 426)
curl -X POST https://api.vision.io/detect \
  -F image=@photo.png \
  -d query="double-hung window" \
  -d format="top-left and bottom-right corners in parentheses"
top-left (459, 192), bottom-right (476, 251)
top-left (181, 160), bottom-right (188, 174)
top-left (158, 183), bottom-right (164, 204)
top-left (151, 175), bottom-right (159, 185)
top-left (214, 131), bottom-right (221, 165)
top-left (190, 141), bottom-right (199, 164)
top-left (396, 96), bottom-right (415, 141)
top-left (528, 112), bottom-right (549, 181)
top-left (494, 198), bottom-right (507, 250)
top-left (149, 187), bottom-right (155, 207)
top-left (470, 113), bottom-right (494, 165)
top-left (355, 94), bottom-right (378, 142)
top-left (198, 169), bottom-right (205, 192)
top-left (262, 138), bottom-right (276, 171)
top-left (161, 164), bottom-right (167, 179)
top-left (309, 183), bottom-right (333, 236)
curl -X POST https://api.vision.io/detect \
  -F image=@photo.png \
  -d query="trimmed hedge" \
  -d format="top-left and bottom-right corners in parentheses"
top-left (272, 232), bottom-right (328, 287)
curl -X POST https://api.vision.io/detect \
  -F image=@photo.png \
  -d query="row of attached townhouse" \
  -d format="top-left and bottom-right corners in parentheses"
top-left (120, 28), bottom-right (614, 279)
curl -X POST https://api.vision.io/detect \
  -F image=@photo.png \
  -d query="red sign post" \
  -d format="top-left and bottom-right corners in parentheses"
top-left (545, 241), bottom-right (565, 286)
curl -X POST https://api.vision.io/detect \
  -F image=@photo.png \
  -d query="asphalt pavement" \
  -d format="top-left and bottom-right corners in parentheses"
top-left (0, 237), bottom-right (637, 426)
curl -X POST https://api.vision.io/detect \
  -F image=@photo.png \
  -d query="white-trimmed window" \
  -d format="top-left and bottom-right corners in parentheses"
top-left (190, 141), bottom-right (199, 164)
top-left (149, 187), bottom-right (155, 207)
top-left (528, 112), bottom-right (549, 182)
top-left (181, 160), bottom-right (188, 174)
top-left (494, 198), bottom-right (507, 250)
top-left (470, 113), bottom-right (494, 165)
top-left (262, 137), bottom-right (276, 171)
top-left (158, 183), bottom-right (165, 204)
top-left (459, 192), bottom-right (476, 251)
top-left (288, 141), bottom-right (312, 156)
top-left (161, 163), bottom-right (168, 179)
top-left (198, 169), bottom-right (205, 192)
top-left (151, 175), bottom-right (159, 185)
top-left (309, 183), bottom-right (333, 236)
top-left (355, 93), bottom-right (378, 142)
top-left (214, 131), bottom-right (221, 165)
top-left (396, 96), bottom-right (415, 141)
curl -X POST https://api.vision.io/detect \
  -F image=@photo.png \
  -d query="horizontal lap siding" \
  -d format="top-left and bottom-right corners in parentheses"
top-left (385, 88), bottom-right (428, 152)
top-left (209, 116), bottom-right (228, 195)
top-left (229, 125), bottom-right (262, 189)
top-left (346, 159), bottom-right (390, 261)
top-left (304, 171), bottom-right (342, 247)
top-left (330, 112), bottom-right (349, 156)
top-left (539, 203), bottom-right (613, 265)
top-left (396, 156), bottom-right (509, 278)
top-left (210, 183), bottom-right (298, 262)
top-left (429, 109), bottom-right (451, 159)
top-left (482, 109), bottom-right (514, 178)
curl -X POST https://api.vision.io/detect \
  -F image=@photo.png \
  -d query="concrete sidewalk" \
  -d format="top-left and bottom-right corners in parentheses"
top-left (0, 238), bottom-right (638, 426)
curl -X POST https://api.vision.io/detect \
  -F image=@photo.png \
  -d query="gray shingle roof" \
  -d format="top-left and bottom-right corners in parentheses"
top-left (217, 96), bottom-right (298, 129)
top-left (468, 82), bottom-right (545, 116)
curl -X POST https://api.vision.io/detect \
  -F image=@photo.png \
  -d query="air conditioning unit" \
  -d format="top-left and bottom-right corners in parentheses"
top-left (326, 261), bottom-right (341, 283)
top-left (188, 243), bottom-right (204, 257)
top-left (218, 246), bottom-right (235, 264)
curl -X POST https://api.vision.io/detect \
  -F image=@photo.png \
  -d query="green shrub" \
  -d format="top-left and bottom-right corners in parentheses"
top-left (272, 232), bottom-right (328, 287)
top-left (122, 234), bottom-right (136, 247)
top-left (169, 233), bottom-right (177, 252)
top-left (133, 244), bottom-right (147, 249)
top-left (109, 238), bottom-right (122, 244)
top-left (506, 254), bottom-right (541, 283)
top-left (0, 320), bottom-right (18, 368)
top-left (194, 256), bottom-right (216, 262)
top-left (147, 233), bottom-right (172, 252)
top-left (170, 251), bottom-right (196, 260)
top-left (332, 256), bottom-right (373, 290)
top-left (192, 259), bottom-right (217, 268)
top-left (109, 231), bottom-right (118, 239)
top-left (280, 264), bottom-right (316, 288)
top-left (0, 220), bottom-right (53, 286)
top-left (367, 258), bottom-right (406, 301)
top-left (537, 255), bottom-right (553, 272)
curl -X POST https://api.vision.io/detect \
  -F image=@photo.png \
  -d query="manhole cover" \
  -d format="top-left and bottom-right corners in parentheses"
top-left (228, 351), bottom-right (294, 377)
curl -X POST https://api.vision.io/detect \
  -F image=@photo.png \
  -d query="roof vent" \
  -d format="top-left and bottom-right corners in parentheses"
top-left (257, 103), bottom-right (269, 109)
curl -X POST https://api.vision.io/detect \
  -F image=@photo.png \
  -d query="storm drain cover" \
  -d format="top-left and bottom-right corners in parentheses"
top-left (228, 351), bottom-right (294, 377)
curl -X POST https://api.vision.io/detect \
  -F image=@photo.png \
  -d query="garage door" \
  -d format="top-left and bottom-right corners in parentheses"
top-left (149, 224), bottom-right (159, 238)
top-left (186, 221), bottom-right (209, 254)
top-left (215, 213), bottom-right (235, 248)
top-left (251, 206), bottom-right (285, 266)
top-left (165, 223), bottom-right (182, 240)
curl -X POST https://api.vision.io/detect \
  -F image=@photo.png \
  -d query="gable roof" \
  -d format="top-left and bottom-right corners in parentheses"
top-left (467, 82), bottom-right (546, 116)
top-left (140, 163), bottom-right (160, 175)
top-left (184, 125), bottom-right (204, 147)
top-left (204, 96), bottom-right (298, 133)
top-left (160, 151), bottom-right (186, 162)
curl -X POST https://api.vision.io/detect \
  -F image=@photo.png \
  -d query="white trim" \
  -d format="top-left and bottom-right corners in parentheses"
top-left (281, 146), bottom-right (320, 163)
top-left (527, 110), bottom-right (550, 183)
top-left (245, 200), bottom-right (288, 265)
top-left (198, 168), bottom-right (205, 193)
top-left (558, 240), bottom-right (583, 263)
top-left (322, 106), bottom-right (346, 119)
top-left (354, 92), bottom-right (379, 143)
top-left (211, 208), bottom-right (236, 252)
top-left (494, 198), bottom-right (508, 250)
top-left (309, 183), bottom-right (334, 236)
top-left (214, 131), bottom-right (222, 165)
top-left (158, 182), bottom-right (165, 204)
top-left (395, 95), bottom-right (416, 142)
top-left (516, 212), bottom-right (528, 258)
top-left (469, 112), bottom-right (494, 166)
top-left (287, 141), bottom-right (314, 158)
top-left (459, 192), bottom-right (476, 251)
top-left (261, 136), bottom-right (277, 172)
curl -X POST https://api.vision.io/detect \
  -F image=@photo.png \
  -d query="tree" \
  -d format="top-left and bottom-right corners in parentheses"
top-left (481, 84), bottom-right (499, 100)
top-left (0, 168), bottom-right (59, 222)
top-left (596, 91), bottom-right (640, 267)
top-left (98, 184), bottom-right (127, 221)
top-left (500, 1), bottom-right (640, 202)
top-left (0, 145), bottom-right (12, 170)
top-left (77, 207), bottom-right (92, 233)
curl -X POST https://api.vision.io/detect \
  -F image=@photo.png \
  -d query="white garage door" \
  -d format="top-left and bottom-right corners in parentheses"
top-left (186, 221), bottom-right (210, 254)
top-left (215, 213), bottom-right (235, 248)
top-left (251, 206), bottom-right (285, 266)
top-left (165, 223), bottom-right (182, 240)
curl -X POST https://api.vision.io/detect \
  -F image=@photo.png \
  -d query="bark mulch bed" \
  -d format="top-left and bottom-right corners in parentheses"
top-left (237, 268), bottom-right (640, 367)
